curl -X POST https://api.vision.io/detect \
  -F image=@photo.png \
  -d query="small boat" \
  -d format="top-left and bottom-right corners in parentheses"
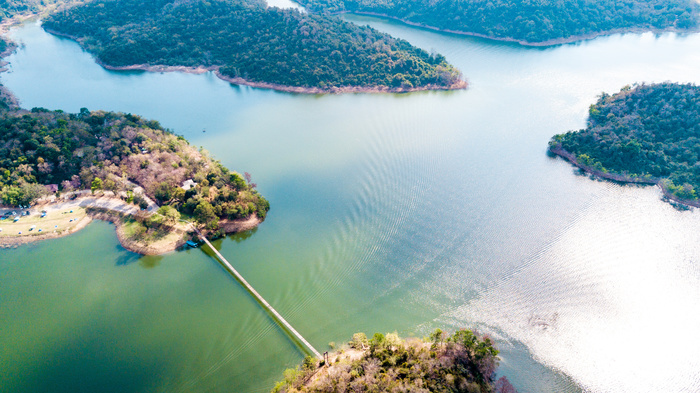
top-left (186, 240), bottom-right (199, 248)
top-left (29, 225), bottom-right (36, 231)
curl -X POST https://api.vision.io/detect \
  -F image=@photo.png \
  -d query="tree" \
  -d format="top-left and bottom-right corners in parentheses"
top-left (350, 333), bottom-right (369, 349)
top-left (133, 194), bottom-right (148, 209)
top-left (1, 182), bottom-right (46, 206)
top-left (91, 177), bottom-right (102, 194)
top-left (1, 185), bottom-right (22, 206)
top-left (157, 205), bottom-right (180, 225)
top-left (154, 181), bottom-right (172, 203)
top-left (103, 178), bottom-right (117, 192)
top-left (494, 376), bottom-right (518, 393)
top-left (20, 182), bottom-right (46, 205)
top-left (194, 200), bottom-right (218, 228)
top-left (429, 328), bottom-right (444, 348)
top-left (230, 173), bottom-right (247, 190)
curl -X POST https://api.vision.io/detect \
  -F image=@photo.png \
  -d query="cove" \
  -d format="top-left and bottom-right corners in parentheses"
top-left (2, 17), bottom-right (700, 393)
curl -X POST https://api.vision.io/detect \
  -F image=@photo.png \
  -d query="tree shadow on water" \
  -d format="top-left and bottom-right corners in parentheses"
top-left (113, 246), bottom-right (163, 269)
top-left (114, 245), bottom-right (141, 266)
top-left (228, 227), bottom-right (258, 243)
top-left (139, 255), bottom-right (163, 269)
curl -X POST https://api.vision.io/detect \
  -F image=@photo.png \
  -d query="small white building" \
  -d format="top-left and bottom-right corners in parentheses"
top-left (182, 179), bottom-right (197, 191)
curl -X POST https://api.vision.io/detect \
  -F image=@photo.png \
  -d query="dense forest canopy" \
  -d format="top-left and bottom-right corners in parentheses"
top-left (43, 0), bottom-right (463, 90)
top-left (295, 0), bottom-right (700, 44)
top-left (273, 329), bottom-right (516, 393)
top-left (0, 86), bottom-right (269, 228)
top-left (550, 82), bottom-right (700, 201)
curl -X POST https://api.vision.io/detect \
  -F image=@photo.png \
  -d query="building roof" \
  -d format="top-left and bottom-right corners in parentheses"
top-left (182, 179), bottom-right (197, 191)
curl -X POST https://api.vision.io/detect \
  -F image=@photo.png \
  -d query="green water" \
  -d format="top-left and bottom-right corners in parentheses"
top-left (2, 18), bottom-right (700, 393)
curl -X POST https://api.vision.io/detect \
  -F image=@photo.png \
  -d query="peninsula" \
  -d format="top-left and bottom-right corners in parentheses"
top-left (272, 329), bottom-right (516, 393)
top-left (295, 0), bottom-right (700, 46)
top-left (549, 82), bottom-right (700, 207)
top-left (0, 86), bottom-right (269, 254)
top-left (42, 0), bottom-right (465, 93)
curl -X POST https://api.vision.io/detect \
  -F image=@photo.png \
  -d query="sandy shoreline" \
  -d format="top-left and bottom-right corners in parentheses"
top-left (549, 146), bottom-right (700, 208)
top-left (334, 10), bottom-right (700, 47)
top-left (0, 196), bottom-right (263, 254)
top-left (0, 214), bottom-right (93, 248)
top-left (42, 27), bottom-right (467, 94)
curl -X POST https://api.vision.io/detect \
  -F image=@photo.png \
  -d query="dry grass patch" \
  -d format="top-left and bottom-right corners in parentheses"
top-left (0, 207), bottom-right (87, 237)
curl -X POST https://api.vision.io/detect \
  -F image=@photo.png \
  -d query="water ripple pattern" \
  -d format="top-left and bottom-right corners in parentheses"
top-left (442, 187), bottom-right (700, 393)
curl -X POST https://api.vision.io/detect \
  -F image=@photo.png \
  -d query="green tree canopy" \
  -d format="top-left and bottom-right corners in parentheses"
top-left (296, 0), bottom-right (700, 44)
top-left (43, 0), bottom-right (463, 90)
top-left (550, 82), bottom-right (700, 202)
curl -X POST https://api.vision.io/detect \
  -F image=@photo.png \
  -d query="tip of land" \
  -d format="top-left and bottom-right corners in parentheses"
top-left (0, 193), bottom-right (261, 254)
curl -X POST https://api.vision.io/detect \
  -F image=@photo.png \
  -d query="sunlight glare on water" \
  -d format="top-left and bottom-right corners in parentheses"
top-left (444, 186), bottom-right (700, 392)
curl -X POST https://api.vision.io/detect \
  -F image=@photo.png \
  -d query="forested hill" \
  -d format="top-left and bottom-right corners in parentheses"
top-left (0, 85), bottom-right (269, 230)
top-left (42, 0), bottom-right (464, 92)
top-left (272, 330), bottom-right (516, 393)
top-left (549, 83), bottom-right (700, 203)
top-left (295, 0), bottom-right (700, 44)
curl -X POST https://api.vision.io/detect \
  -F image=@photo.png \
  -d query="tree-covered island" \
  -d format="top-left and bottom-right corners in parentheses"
top-left (0, 85), bottom-right (269, 253)
top-left (273, 330), bottom-right (517, 393)
top-left (549, 82), bottom-right (700, 206)
top-left (295, 0), bottom-right (700, 45)
top-left (41, 0), bottom-right (465, 93)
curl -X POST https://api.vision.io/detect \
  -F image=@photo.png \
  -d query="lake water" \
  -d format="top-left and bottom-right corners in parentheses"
top-left (265, 0), bottom-right (304, 11)
top-left (2, 17), bottom-right (700, 393)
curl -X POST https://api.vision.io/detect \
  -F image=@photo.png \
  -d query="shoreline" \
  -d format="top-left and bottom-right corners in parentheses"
top-left (98, 62), bottom-right (467, 94)
top-left (549, 145), bottom-right (700, 208)
top-left (335, 10), bottom-right (700, 47)
top-left (42, 27), bottom-right (467, 94)
top-left (0, 213), bottom-right (93, 248)
top-left (0, 196), bottom-right (263, 254)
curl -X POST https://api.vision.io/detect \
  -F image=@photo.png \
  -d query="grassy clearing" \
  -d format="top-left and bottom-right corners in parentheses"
top-left (0, 207), bottom-right (87, 237)
top-left (121, 217), bottom-right (186, 246)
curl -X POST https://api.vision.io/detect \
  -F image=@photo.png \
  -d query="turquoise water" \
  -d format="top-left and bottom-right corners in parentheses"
top-left (2, 18), bottom-right (700, 393)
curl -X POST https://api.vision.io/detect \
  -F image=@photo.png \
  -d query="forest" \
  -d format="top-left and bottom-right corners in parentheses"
top-left (42, 0), bottom-right (463, 90)
top-left (0, 86), bottom-right (269, 230)
top-left (295, 0), bottom-right (700, 44)
top-left (549, 82), bottom-right (700, 201)
top-left (273, 329), bottom-right (516, 393)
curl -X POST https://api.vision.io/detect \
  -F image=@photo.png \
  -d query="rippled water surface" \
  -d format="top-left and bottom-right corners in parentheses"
top-left (2, 17), bottom-right (700, 393)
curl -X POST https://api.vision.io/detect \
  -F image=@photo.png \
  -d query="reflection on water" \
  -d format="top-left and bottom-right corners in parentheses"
top-left (228, 228), bottom-right (258, 243)
top-left (447, 187), bottom-right (700, 392)
top-left (265, 0), bottom-right (305, 11)
top-left (139, 255), bottom-right (164, 269)
top-left (2, 17), bottom-right (700, 393)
